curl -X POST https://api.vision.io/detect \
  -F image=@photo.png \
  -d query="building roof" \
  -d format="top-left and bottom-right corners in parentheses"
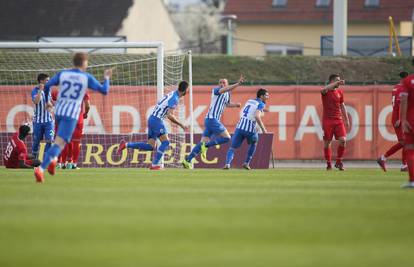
top-left (0, 0), bottom-right (133, 40)
top-left (224, 0), bottom-right (414, 24)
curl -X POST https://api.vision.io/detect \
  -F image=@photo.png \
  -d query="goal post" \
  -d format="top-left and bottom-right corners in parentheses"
top-left (0, 41), bottom-right (193, 168)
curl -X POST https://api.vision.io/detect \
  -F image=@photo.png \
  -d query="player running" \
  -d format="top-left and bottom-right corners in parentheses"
top-left (31, 73), bottom-right (54, 159)
top-left (223, 88), bottom-right (268, 170)
top-left (321, 74), bottom-right (350, 171)
top-left (377, 71), bottom-right (408, 172)
top-left (3, 124), bottom-right (41, 169)
top-left (34, 52), bottom-right (112, 183)
top-left (399, 58), bottom-right (414, 188)
top-left (182, 75), bottom-right (245, 169)
top-left (117, 81), bottom-right (189, 170)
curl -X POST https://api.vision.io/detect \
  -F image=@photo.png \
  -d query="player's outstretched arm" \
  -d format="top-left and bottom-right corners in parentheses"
top-left (88, 69), bottom-right (112, 95)
top-left (218, 74), bottom-right (245, 94)
top-left (255, 110), bottom-right (267, 133)
top-left (321, 80), bottom-right (345, 95)
top-left (167, 111), bottom-right (187, 131)
top-left (43, 73), bottom-right (60, 102)
top-left (226, 102), bottom-right (241, 108)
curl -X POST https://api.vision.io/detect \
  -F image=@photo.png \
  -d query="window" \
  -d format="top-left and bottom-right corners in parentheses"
top-left (316, 0), bottom-right (330, 7)
top-left (272, 0), bottom-right (287, 8)
top-left (265, 44), bottom-right (303, 56)
top-left (364, 0), bottom-right (379, 7)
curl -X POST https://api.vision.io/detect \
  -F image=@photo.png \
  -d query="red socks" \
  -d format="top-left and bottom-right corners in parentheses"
top-left (405, 149), bottom-right (414, 182)
top-left (72, 141), bottom-right (81, 164)
top-left (324, 147), bottom-right (332, 163)
top-left (384, 143), bottom-right (404, 158)
top-left (337, 145), bottom-right (345, 163)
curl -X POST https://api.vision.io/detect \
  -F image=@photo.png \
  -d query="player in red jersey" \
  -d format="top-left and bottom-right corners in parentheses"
top-left (3, 124), bottom-right (40, 168)
top-left (400, 59), bottom-right (414, 188)
top-left (52, 90), bottom-right (90, 169)
top-left (377, 71), bottom-right (408, 172)
top-left (321, 74), bottom-right (350, 171)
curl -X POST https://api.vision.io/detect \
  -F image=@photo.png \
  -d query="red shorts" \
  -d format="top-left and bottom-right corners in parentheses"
top-left (71, 123), bottom-right (84, 141)
top-left (323, 120), bottom-right (346, 141)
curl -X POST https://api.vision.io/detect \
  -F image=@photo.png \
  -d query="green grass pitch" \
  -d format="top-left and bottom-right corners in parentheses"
top-left (0, 167), bottom-right (413, 267)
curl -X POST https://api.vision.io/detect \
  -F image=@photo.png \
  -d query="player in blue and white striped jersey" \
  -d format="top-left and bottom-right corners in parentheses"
top-left (117, 81), bottom-right (189, 170)
top-left (224, 88), bottom-right (269, 170)
top-left (31, 73), bottom-right (54, 159)
top-left (182, 75), bottom-right (245, 169)
top-left (34, 52), bottom-right (112, 183)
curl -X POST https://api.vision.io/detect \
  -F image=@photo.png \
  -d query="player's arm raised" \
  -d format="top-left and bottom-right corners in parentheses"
top-left (218, 74), bottom-right (245, 94)
top-left (166, 109), bottom-right (187, 131)
top-left (321, 79), bottom-right (345, 95)
top-left (255, 110), bottom-right (267, 133)
top-left (33, 84), bottom-right (44, 104)
top-left (88, 69), bottom-right (112, 95)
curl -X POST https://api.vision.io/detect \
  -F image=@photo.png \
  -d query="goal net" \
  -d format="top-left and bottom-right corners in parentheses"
top-left (0, 42), bottom-right (191, 168)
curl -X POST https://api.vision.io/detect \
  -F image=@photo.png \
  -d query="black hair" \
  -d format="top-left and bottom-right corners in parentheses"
top-left (18, 124), bottom-right (31, 140)
top-left (400, 71), bottom-right (409, 79)
top-left (328, 74), bottom-right (340, 83)
top-left (257, 88), bottom-right (268, 98)
top-left (178, 81), bottom-right (189, 92)
top-left (37, 73), bottom-right (49, 83)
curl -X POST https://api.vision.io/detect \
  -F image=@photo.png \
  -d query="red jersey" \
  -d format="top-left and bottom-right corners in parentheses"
top-left (51, 90), bottom-right (89, 123)
top-left (391, 83), bottom-right (404, 123)
top-left (321, 89), bottom-right (344, 121)
top-left (3, 133), bottom-right (28, 168)
top-left (401, 74), bottom-right (414, 123)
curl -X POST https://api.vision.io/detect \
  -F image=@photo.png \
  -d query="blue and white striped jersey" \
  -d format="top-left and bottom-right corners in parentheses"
top-left (205, 87), bottom-right (230, 120)
top-left (31, 87), bottom-right (53, 123)
top-left (44, 69), bottom-right (109, 120)
top-left (151, 91), bottom-right (179, 119)
top-left (236, 98), bottom-right (265, 133)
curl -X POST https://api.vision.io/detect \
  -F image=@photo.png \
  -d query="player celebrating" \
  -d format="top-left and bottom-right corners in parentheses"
top-left (321, 74), bottom-right (350, 171)
top-left (34, 52), bottom-right (112, 183)
top-left (31, 73), bottom-right (54, 159)
top-left (117, 81), bottom-right (189, 170)
top-left (182, 75), bottom-right (245, 169)
top-left (3, 124), bottom-right (41, 169)
top-left (377, 71), bottom-right (408, 172)
top-left (223, 88), bottom-right (268, 170)
top-left (400, 58), bottom-right (414, 188)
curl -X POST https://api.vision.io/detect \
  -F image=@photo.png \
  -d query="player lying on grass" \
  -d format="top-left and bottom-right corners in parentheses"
top-left (3, 124), bottom-right (41, 169)
top-left (34, 52), bottom-right (112, 183)
top-left (377, 71), bottom-right (408, 172)
top-left (321, 74), bottom-right (350, 171)
top-left (182, 75), bottom-right (245, 169)
top-left (223, 88), bottom-right (268, 170)
top-left (117, 81), bottom-right (189, 170)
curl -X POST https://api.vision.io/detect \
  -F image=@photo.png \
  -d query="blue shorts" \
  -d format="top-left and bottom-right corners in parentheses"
top-left (55, 116), bottom-right (78, 143)
top-left (32, 121), bottom-right (55, 144)
top-left (203, 118), bottom-right (226, 138)
top-left (148, 115), bottom-right (167, 140)
top-left (231, 128), bottom-right (259, 149)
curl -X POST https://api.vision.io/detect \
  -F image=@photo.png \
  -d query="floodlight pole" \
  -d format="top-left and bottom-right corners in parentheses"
top-left (222, 15), bottom-right (237, 55)
top-left (333, 0), bottom-right (348, 56)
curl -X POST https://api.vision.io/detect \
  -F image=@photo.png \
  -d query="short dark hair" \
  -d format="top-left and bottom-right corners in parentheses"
top-left (18, 124), bottom-right (31, 140)
top-left (400, 71), bottom-right (409, 79)
top-left (257, 88), bottom-right (268, 98)
top-left (37, 73), bottom-right (49, 83)
top-left (329, 74), bottom-right (340, 82)
top-left (178, 81), bottom-right (189, 92)
top-left (73, 52), bottom-right (88, 67)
